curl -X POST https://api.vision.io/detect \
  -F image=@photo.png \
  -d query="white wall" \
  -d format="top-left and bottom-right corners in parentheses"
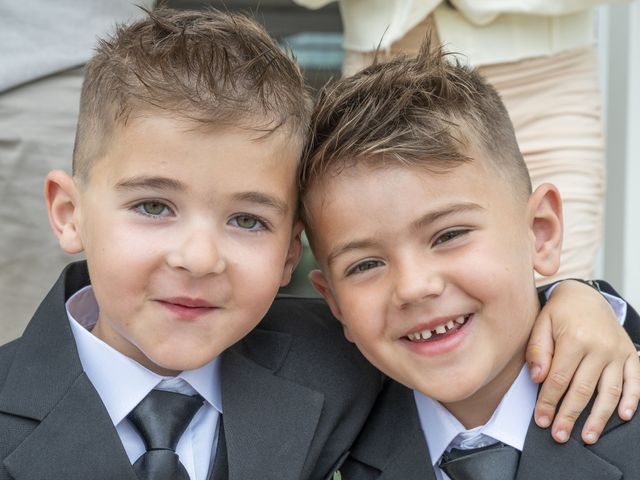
top-left (599, 3), bottom-right (640, 306)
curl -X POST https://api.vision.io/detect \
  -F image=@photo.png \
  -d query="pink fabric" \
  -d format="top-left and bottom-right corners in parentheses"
top-left (478, 48), bottom-right (605, 283)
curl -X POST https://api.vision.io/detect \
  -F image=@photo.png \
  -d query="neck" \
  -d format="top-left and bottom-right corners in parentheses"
top-left (91, 319), bottom-right (181, 377)
top-left (442, 355), bottom-right (526, 429)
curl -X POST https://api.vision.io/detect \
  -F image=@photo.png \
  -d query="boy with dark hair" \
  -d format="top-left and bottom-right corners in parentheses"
top-left (0, 8), bottom-right (637, 480)
top-left (301, 45), bottom-right (640, 479)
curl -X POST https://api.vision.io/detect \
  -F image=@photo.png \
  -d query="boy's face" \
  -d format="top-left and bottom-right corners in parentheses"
top-left (49, 115), bottom-right (302, 375)
top-left (307, 159), bottom-right (561, 422)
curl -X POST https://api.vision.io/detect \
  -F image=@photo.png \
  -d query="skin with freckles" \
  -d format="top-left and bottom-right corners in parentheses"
top-left (46, 114), bottom-right (302, 376)
top-left (308, 160), bottom-right (563, 428)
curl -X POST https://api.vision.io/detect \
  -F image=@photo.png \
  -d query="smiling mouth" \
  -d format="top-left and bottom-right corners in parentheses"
top-left (405, 314), bottom-right (472, 342)
top-left (156, 298), bottom-right (217, 320)
top-left (159, 297), bottom-right (214, 308)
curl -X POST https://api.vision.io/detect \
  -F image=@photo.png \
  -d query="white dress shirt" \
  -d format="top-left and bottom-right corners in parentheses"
top-left (66, 286), bottom-right (222, 480)
top-left (415, 367), bottom-right (536, 480)
top-left (413, 290), bottom-right (626, 480)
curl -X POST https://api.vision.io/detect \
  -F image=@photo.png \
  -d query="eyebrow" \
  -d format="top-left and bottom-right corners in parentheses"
top-left (327, 239), bottom-right (378, 267)
top-left (115, 175), bottom-right (186, 192)
top-left (326, 202), bottom-right (484, 267)
top-left (232, 191), bottom-right (289, 216)
top-left (410, 202), bottom-right (483, 232)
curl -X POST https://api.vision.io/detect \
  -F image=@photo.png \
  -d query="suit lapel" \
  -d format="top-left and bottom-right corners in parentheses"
top-left (220, 329), bottom-right (325, 480)
top-left (516, 417), bottom-right (622, 480)
top-left (4, 374), bottom-right (137, 480)
top-left (349, 381), bottom-right (436, 480)
top-left (208, 416), bottom-right (228, 480)
top-left (374, 427), bottom-right (437, 480)
top-left (0, 262), bottom-right (87, 421)
top-left (0, 262), bottom-right (136, 480)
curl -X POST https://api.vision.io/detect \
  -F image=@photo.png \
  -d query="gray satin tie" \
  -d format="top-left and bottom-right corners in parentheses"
top-left (128, 389), bottom-right (204, 480)
top-left (439, 442), bottom-right (520, 480)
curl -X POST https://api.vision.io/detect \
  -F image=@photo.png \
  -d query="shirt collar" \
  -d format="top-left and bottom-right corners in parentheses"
top-left (414, 365), bottom-right (537, 468)
top-left (66, 285), bottom-right (223, 427)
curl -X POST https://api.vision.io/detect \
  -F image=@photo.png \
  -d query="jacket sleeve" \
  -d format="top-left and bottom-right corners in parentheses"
top-left (592, 280), bottom-right (640, 347)
top-left (537, 279), bottom-right (640, 346)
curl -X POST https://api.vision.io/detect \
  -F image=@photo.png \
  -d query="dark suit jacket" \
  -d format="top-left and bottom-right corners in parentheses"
top-left (336, 281), bottom-right (640, 480)
top-left (0, 261), bottom-right (383, 480)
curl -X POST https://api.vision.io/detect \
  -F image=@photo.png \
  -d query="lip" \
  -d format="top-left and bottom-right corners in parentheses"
top-left (161, 297), bottom-right (214, 308)
top-left (401, 313), bottom-right (474, 357)
top-left (156, 297), bottom-right (217, 320)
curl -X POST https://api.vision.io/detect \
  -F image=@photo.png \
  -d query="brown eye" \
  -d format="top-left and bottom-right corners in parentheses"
top-left (433, 229), bottom-right (468, 246)
top-left (347, 259), bottom-right (384, 276)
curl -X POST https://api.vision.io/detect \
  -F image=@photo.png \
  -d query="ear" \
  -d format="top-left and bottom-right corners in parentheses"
top-left (45, 170), bottom-right (84, 254)
top-left (279, 221), bottom-right (304, 286)
top-left (309, 269), bottom-right (354, 342)
top-left (528, 183), bottom-right (563, 277)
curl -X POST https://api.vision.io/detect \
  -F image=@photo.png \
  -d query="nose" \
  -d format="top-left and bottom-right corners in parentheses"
top-left (391, 256), bottom-right (444, 308)
top-left (166, 223), bottom-right (226, 277)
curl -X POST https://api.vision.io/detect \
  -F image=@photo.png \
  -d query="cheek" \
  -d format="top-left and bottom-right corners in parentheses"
top-left (94, 237), bottom-right (159, 284)
top-left (84, 212), bottom-right (163, 259)
top-left (87, 232), bottom-right (163, 314)
top-left (230, 241), bottom-right (288, 301)
top-left (339, 295), bottom-right (387, 347)
top-left (459, 242), bottom-right (529, 299)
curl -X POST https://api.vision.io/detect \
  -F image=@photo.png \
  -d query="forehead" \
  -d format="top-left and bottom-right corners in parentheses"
top-left (85, 106), bottom-right (303, 166)
top-left (306, 161), bottom-right (524, 257)
top-left (103, 113), bottom-right (299, 166)
top-left (307, 158), bottom-right (510, 213)
top-left (84, 115), bottom-right (301, 206)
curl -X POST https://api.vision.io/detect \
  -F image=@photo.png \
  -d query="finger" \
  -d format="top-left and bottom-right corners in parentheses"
top-left (618, 352), bottom-right (640, 421)
top-left (526, 311), bottom-right (554, 383)
top-left (547, 358), bottom-right (602, 443)
top-left (534, 337), bottom-right (584, 432)
top-left (579, 362), bottom-right (623, 444)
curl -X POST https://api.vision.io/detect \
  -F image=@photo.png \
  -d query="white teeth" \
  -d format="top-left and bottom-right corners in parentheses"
top-left (406, 314), bottom-right (471, 342)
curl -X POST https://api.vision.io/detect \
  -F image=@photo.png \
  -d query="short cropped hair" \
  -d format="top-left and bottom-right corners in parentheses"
top-left (299, 43), bottom-right (531, 223)
top-left (73, 7), bottom-right (312, 180)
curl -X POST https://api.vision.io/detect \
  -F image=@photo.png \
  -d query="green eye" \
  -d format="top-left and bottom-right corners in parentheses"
top-left (235, 215), bottom-right (258, 229)
top-left (229, 214), bottom-right (267, 231)
top-left (141, 201), bottom-right (166, 216)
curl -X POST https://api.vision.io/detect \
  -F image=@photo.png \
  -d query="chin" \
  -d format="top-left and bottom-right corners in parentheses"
top-left (416, 374), bottom-right (484, 404)
top-left (147, 347), bottom-right (215, 375)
